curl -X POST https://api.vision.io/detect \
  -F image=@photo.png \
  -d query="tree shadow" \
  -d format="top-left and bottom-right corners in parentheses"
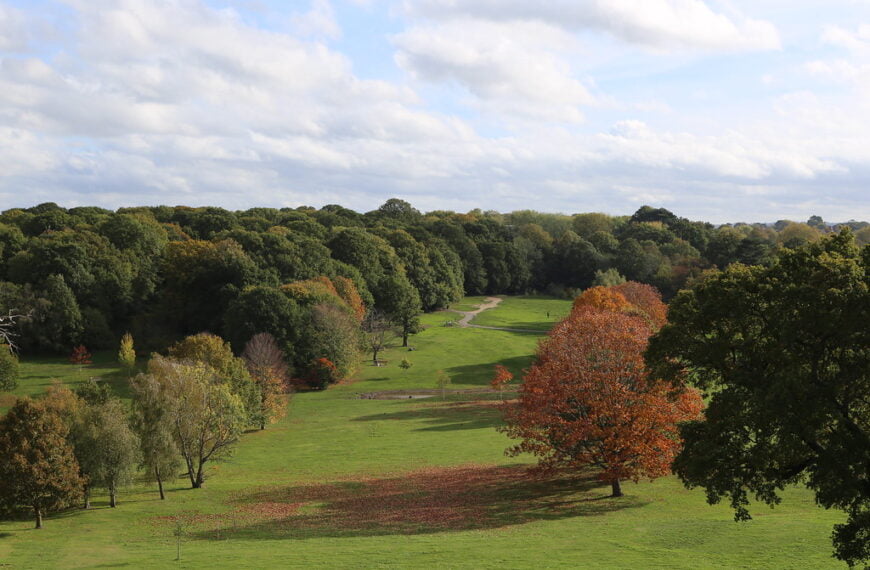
top-left (185, 464), bottom-right (647, 541)
top-left (443, 355), bottom-right (533, 387)
top-left (351, 400), bottom-right (504, 432)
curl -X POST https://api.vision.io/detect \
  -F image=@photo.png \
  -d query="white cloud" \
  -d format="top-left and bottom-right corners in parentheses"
top-left (406, 0), bottom-right (780, 52)
top-left (0, 0), bottom-right (867, 224)
top-left (394, 19), bottom-right (594, 122)
top-left (0, 4), bottom-right (29, 52)
top-left (291, 0), bottom-right (341, 40)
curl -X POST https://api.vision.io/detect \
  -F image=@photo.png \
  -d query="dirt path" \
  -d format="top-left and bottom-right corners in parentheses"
top-left (444, 297), bottom-right (543, 334)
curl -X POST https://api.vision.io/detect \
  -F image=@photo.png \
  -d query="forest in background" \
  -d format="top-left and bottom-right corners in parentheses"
top-left (0, 198), bottom-right (866, 384)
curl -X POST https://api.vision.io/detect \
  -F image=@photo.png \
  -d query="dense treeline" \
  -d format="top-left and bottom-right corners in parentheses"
top-left (0, 199), bottom-right (867, 383)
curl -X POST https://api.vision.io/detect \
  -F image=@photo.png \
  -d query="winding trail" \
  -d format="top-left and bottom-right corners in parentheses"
top-left (444, 297), bottom-right (544, 334)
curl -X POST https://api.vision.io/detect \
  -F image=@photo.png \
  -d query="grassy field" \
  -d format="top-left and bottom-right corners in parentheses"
top-left (468, 295), bottom-right (572, 331)
top-left (0, 297), bottom-right (845, 568)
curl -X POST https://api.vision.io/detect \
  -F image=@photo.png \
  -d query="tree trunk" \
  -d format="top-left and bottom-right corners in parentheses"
top-left (193, 464), bottom-right (204, 489)
top-left (156, 467), bottom-right (165, 500)
top-left (109, 480), bottom-right (117, 508)
top-left (83, 486), bottom-right (91, 509)
top-left (402, 332), bottom-right (408, 347)
top-left (185, 456), bottom-right (197, 488)
top-left (372, 348), bottom-right (379, 365)
top-left (34, 507), bottom-right (42, 529)
top-left (611, 479), bottom-right (623, 497)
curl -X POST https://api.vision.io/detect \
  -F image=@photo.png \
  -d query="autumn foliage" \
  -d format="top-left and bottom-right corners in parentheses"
top-left (504, 284), bottom-right (702, 496)
top-left (242, 333), bottom-right (291, 430)
top-left (490, 365), bottom-right (513, 400)
top-left (68, 345), bottom-right (92, 365)
top-left (612, 281), bottom-right (668, 329)
top-left (571, 286), bottom-right (630, 314)
top-left (307, 358), bottom-right (340, 390)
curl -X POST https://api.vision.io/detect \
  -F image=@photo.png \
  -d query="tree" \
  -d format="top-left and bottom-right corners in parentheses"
top-left (503, 305), bottom-right (702, 497)
top-left (32, 274), bottom-right (83, 352)
top-left (0, 308), bottom-right (29, 353)
top-left (0, 343), bottom-right (19, 390)
top-left (69, 345), bottom-right (92, 366)
top-left (168, 333), bottom-right (260, 427)
top-left (490, 364), bottom-right (513, 401)
top-left (147, 356), bottom-right (245, 488)
top-left (571, 286), bottom-right (631, 315)
top-left (591, 268), bottom-right (626, 288)
top-left (118, 332), bottom-right (136, 375)
top-left (362, 309), bottom-right (393, 365)
top-left (242, 333), bottom-right (290, 429)
top-left (130, 373), bottom-right (182, 500)
top-left (0, 398), bottom-right (84, 528)
top-left (74, 377), bottom-right (111, 406)
top-left (307, 357), bottom-right (340, 389)
top-left (306, 303), bottom-right (361, 382)
top-left (645, 231), bottom-right (870, 566)
top-left (75, 399), bottom-right (140, 508)
top-left (611, 281), bottom-right (668, 329)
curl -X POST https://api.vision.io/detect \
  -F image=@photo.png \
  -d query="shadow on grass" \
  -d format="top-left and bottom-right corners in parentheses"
top-left (187, 464), bottom-right (647, 541)
top-left (443, 356), bottom-right (533, 387)
top-left (351, 400), bottom-right (503, 432)
top-left (474, 320), bottom-right (555, 332)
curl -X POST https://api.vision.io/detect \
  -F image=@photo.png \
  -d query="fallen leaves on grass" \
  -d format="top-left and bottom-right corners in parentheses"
top-left (149, 464), bottom-right (647, 541)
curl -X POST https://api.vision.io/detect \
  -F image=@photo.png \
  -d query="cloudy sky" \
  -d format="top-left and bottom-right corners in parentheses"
top-left (1, 0), bottom-right (869, 222)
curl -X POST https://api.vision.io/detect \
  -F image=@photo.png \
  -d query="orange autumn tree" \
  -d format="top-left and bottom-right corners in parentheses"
top-left (612, 281), bottom-right (668, 329)
top-left (502, 300), bottom-right (702, 497)
top-left (571, 286), bottom-right (630, 314)
top-left (490, 364), bottom-right (513, 401)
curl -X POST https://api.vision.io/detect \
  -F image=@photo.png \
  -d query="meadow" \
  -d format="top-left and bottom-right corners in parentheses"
top-left (0, 296), bottom-right (844, 568)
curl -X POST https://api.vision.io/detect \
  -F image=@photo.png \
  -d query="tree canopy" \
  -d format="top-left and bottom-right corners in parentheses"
top-left (646, 230), bottom-right (870, 566)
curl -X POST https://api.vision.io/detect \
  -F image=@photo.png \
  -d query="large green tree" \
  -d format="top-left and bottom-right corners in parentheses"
top-left (646, 231), bottom-right (869, 566)
top-left (130, 373), bottom-right (182, 500)
top-left (147, 356), bottom-right (246, 488)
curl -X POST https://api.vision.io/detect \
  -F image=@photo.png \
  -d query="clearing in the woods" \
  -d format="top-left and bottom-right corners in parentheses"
top-left (0, 296), bottom-right (843, 568)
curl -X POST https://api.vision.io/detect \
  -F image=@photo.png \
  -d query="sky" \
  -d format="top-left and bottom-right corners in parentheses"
top-left (1, 0), bottom-right (869, 223)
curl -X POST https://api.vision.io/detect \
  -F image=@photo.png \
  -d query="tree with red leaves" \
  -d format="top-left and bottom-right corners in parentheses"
top-left (490, 364), bottom-right (513, 401)
top-left (612, 281), bottom-right (668, 329)
top-left (68, 345), bottom-right (92, 365)
top-left (502, 302), bottom-right (702, 497)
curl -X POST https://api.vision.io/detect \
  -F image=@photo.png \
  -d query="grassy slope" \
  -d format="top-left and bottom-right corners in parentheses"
top-left (0, 298), bottom-right (844, 568)
top-left (469, 296), bottom-right (572, 331)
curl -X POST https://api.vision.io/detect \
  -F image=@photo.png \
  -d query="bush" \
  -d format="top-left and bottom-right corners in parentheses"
top-left (306, 358), bottom-right (341, 390)
top-left (399, 358), bottom-right (413, 370)
top-left (0, 345), bottom-right (19, 391)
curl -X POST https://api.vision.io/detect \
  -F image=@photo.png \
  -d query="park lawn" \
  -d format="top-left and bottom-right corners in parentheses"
top-left (446, 296), bottom-right (490, 313)
top-left (0, 297), bottom-right (846, 568)
top-left (470, 295), bottom-right (572, 331)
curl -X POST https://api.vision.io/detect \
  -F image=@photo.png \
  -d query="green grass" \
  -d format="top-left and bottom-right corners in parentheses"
top-left (469, 295), bottom-right (572, 331)
top-left (0, 297), bottom-right (846, 568)
top-left (447, 296), bottom-right (490, 312)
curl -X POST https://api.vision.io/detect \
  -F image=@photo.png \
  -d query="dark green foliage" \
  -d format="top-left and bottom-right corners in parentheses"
top-left (29, 274), bottom-right (84, 352)
top-left (224, 286), bottom-right (304, 359)
top-left (0, 200), bottom-right (862, 370)
top-left (161, 239), bottom-right (260, 335)
top-left (646, 230), bottom-right (870, 566)
top-left (75, 378), bottom-right (112, 406)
